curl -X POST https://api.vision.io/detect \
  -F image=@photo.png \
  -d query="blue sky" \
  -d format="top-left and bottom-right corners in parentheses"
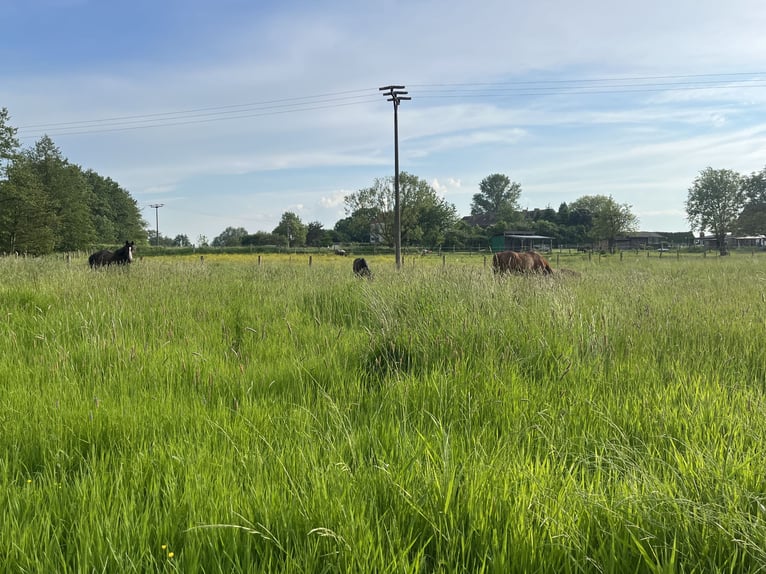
top-left (2, 0), bottom-right (765, 243)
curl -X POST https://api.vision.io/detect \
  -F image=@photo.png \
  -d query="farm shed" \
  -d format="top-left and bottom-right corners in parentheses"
top-left (733, 235), bottom-right (766, 248)
top-left (490, 232), bottom-right (553, 252)
top-left (613, 231), bottom-right (667, 250)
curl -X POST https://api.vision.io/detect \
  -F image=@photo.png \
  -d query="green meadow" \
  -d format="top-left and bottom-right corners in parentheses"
top-left (1, 251), bottom-right (765, 573)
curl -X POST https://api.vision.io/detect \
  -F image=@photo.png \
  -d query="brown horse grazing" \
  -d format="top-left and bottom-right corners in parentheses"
top-left (492, 250), bottom-right (524, 274)
top-left (520, 251), bottom-right (553, 274)
top-left (492, 250), bottom-right (553, 275)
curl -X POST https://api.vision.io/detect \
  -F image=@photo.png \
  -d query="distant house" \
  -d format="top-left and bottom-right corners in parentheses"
top-left (613, 231), bottom-right (667, 250)
top-left (733, 235), bottom-right (766, 248)
top-left (490, 231), bottom-right (553, 252)
top-left (696, 233), bottom-right (766, 250)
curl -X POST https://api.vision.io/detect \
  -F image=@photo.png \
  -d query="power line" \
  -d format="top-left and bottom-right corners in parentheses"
top-left (408, 70), bottom-right (766, 88)
top-left (15, 72), bottom-right (766, 139)
top-left (17, 87), bottom-right (379, 130)
top-left (18, 96), bottom-right (381, 139)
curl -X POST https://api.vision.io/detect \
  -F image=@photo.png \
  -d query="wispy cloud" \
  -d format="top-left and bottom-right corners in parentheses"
top-left (3, 0), bottom-right (765, 239)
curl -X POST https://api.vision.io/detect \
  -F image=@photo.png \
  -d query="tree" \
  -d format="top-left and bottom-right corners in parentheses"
top-left (342, 172), bottom-right (457, 247)
top-left (736, 166), bottom-right (766, 235)
top-left (147, 231), bottom-right (174, 246)
top-left (84, 170), bottom-right (147, 244)
top-left (0, 157), bottom-right (56, 254)
top-left (685, 167), bottom-right (744, 255)
top-left (305, 221), bottom-right (325, 247)
top-left (273, 212), bottom-right (307, 247)
top-left (172, 234), bottom-right (191, 247)
top-left (24, 136), bottom-right (97, 250)
top-left (241, 231), bottom-right (282, 246)
top-left (470, 173), bottom-right (522, 220)
top-left (335, 207), bottom-right (382, 243)
top-left (212, 226), bottom-right (249, 247)
top-left (0, 107), bottom-right (20, 178)
top-left (569, 195), bottom-right (638, 252)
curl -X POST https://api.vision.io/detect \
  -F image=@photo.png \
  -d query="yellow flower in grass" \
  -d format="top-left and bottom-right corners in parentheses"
top-left (168, 552), bottom-right (174, 559)
top-left (161, 544), bottom-right (167, 550)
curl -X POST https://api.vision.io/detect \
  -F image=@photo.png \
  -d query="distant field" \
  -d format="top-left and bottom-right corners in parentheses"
top-left (1, 252), bottom-right (765, 572)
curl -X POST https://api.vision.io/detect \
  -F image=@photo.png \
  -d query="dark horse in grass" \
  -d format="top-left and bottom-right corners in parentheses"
top-left (89, 241), bottom-right (135, 268)
top-left (492, 250), bottom-right (553, 275)
top-left (353, 257), bottom-right (372, 278)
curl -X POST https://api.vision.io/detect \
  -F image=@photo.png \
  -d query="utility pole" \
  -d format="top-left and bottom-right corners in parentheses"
top-left (149, 204), bottom-right (164, 247)
top-left (379, 85), bottom-right (411, 270)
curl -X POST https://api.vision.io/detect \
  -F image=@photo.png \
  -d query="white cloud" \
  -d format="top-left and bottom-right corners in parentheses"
top-left (3, 0), bottom-right (766, 240)
top-left (320, 190), bottom-right (349, 208)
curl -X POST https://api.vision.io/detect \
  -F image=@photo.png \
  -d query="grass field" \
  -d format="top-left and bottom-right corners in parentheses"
top-left (1, 251), bottom-right (765, 573)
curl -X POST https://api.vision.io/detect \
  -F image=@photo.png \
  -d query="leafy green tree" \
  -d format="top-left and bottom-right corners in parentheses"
top-left (334, 208), bottom-right (381, 243)
top-left (273, 212), bottom-right (307, 247)
top-left (470, 173), bottom-right (522, 220)
top-left (442, 220), bottom-right (489, 250)
top-left (569, 195), bottom-right (638, 252)
top-left (23, 136), bottom-right (97, 250)
top-left (147, 231), bottom-right (174, 246)
top-left (84, 170), bottom-right (147, 244)
top-left (686, 167), bottom-right (744, 255)
top-left (173, 234), bottom-right (191, 247)
top-left (342, 180), bottom-right (391, 241)
top-left (212, 226), bottom-right (249, 247)
top-left (531, 219), bottom-right (561, 240)
top-left (0, 107), bottom-right (20, 177)
top-left (241, 231), bottom-right (282, 246)
top-left (0, 157), bottom-right (56, 254)
top-left (736, 166), bottom-right (766, 235)
top-left (343, 172), bottom-right (457, 247)
top-left (305, 221), bottom-right (325, 247)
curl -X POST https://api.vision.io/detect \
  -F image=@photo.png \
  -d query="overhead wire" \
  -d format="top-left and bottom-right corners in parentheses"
top-left (16, 72), bottom-right (766, 139)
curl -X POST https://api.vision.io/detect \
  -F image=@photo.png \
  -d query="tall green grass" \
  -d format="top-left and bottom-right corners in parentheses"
top-left (1, 252), bottom-right (765, 572)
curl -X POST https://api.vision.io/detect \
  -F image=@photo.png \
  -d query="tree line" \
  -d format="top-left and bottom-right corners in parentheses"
top-left (208, 172), bottom-right (643, 252)
top-left (0, 108), bottom-right (147, 254)
top-left (5, 105), bottom-right (764, 255)
top-left (208, 167), bottom-right (766, 254)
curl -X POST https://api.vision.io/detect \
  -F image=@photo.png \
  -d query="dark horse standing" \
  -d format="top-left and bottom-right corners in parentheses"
top-left (89, 241), bottom-right (135, 268)
top-left (353, 257), bottom-right (372, 278)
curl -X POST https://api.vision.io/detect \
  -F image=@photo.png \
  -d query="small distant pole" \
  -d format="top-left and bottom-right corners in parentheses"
top-left (149, 203), bottom-right (164, 247)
